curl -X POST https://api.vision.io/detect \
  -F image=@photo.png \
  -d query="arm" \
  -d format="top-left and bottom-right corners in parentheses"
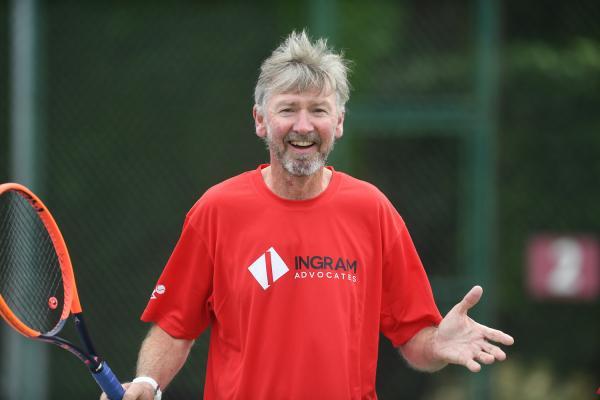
top-left (100, 324), bottom-right (194, 400)
top-left (134, 324), bottom-right (194, 390)
top-left (399, 326), bottom-right (446, 372)
top-left (399, 286), bottom-right (514, 373)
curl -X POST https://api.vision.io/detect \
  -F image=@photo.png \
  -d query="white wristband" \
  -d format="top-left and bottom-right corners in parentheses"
top-left (132, 376), bottom-right (162, 400)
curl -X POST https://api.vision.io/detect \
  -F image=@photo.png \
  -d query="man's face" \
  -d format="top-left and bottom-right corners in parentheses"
top-left (253, 90), bottom-right (345, 177)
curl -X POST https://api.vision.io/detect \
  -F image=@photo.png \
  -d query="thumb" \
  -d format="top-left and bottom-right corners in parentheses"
top-left (456, 285), bottom-right (483, 314)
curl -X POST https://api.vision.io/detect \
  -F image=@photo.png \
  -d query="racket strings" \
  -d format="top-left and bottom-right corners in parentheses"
top-left (0, 191), bottom-right (65, 334)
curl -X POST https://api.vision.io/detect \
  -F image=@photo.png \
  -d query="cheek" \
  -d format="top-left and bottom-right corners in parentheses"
top-left (317, 121), bottom-right (338, 140)
top-left (266, 120), bottom-right (291, 138)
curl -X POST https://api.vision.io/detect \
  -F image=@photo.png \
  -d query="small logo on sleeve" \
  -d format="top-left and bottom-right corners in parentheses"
top-left (248, 247), bottom-right (289, 290)
top-left (150, 284), bottom-right (166, 299)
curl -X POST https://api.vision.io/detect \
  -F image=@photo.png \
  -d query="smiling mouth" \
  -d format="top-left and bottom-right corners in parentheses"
top-left (289, 140), bottom-right (316, 149)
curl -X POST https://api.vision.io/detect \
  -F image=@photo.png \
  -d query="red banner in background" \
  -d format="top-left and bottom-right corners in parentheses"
top-left (527, 235), bottom-right (599, 301)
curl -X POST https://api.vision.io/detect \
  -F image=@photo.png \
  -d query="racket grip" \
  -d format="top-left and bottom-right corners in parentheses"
top-left (91, 361), bottom-right (125, 400)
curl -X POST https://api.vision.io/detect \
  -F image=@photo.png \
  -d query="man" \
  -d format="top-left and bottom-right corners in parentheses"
top-left (102, 30), bottom-right (513, 400)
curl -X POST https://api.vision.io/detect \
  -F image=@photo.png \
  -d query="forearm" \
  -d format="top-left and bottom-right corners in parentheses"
top-left (399, 326), bottom-right (447, 372)
top-left (136, 324), bottom-right (194, 390)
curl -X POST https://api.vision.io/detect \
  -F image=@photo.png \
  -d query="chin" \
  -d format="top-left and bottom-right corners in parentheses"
top-left (283, 160), bottom-right (323, 177)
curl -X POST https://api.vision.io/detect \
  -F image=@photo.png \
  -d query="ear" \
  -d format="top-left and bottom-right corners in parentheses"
top-left (335, 110), bottom-right (345, 139)
top-left (253, 105), bottom-right (267, 138)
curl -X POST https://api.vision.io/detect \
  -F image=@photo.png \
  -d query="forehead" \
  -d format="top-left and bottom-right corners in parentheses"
top-left (268, 90), bottom-right (337, 106)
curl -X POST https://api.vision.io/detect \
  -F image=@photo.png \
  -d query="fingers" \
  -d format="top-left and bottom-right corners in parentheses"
top-left (459, 339), bottom-right (509, 373)
top-left (483, 326), bottom-right (514, 346)
top-left (488, 346), bottom-right (506, 361)
top-left (476, 351), bottom-right (496, 365)
top-left (122, 381), bottom-right (155, 400)
top-left (469, 340), bottom-right (508, 369)
top-left (462, 349), bottom-right (501, 372)
top-left (456, 285), bottom-right (483, 314)
top-left (465, 359), bottom-right (481, 372)
top-left (481, 340), bottom-right (507, 360)
top-left (101, 382), bottom-right (152, 400)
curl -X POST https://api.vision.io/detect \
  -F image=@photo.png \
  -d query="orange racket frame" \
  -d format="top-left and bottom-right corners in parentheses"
top-left (0, 182), bottom-right (125, 400)
top-left (0, 182), bottom-right (82, 337)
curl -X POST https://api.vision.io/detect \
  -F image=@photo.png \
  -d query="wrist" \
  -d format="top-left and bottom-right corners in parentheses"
top-left (132, 376), bottom-right (162, 400)
top-left (429, 328), bottom-right (449, 371)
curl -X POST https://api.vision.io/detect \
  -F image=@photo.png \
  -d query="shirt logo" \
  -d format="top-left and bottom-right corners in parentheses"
top-left (248, 247), bottom-right (289, 290)
top-left (150, 284), bottom-right (166, 299)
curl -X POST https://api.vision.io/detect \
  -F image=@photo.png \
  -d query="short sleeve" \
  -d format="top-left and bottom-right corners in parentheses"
top-left (379, 219), bottom-right (442, 347)
top-left (141, 215), bottom-right (214, 340)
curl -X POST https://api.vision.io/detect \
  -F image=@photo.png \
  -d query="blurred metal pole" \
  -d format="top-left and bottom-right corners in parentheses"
top-left (466, 0), bottom-right (499, 398)
top-left (2, 0), bottom-right (49, 399)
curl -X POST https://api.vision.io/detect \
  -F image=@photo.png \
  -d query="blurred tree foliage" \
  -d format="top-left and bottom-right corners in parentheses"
top-left (341, 0), bottom-right (600, 395)
top-left (498, 23), bottom-right (600, 377)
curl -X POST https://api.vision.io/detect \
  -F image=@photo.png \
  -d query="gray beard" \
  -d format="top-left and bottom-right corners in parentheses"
top-left (282, 152), bottom-right (325, 176)
top-left (263, 132), bottom-right (335, 176)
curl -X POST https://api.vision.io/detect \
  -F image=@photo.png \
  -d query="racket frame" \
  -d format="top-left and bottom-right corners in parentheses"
top-left (0, 183), bottom-right (124, 398)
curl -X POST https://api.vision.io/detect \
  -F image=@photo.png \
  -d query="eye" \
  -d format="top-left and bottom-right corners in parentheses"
top-left (313, 108), bottom-right (328, 115)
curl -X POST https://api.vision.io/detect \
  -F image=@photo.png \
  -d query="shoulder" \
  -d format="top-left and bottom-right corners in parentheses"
top-left (203, 170), bottom-right (255, 201)
top-left (187, 169), bottom-right (256, 221)
top-left (337, 171), bottom-right (394, 206)
top-left (336, 171), bottom-right (406, 225)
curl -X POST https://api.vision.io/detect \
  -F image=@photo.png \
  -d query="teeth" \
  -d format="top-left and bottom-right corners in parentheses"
top-left (290, 141), bottom-right (313, 147)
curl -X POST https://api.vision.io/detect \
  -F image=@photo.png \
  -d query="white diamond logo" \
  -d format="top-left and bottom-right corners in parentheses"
top-left (248, 247), bottom-right (289, 290)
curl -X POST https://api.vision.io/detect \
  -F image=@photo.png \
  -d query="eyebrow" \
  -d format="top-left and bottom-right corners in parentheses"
top-left (311, 101), bottom-right (331, 108)
top-left (273, 100), bottom-right (297, 107)
top-left (273, 100), bottom-right (332, 108)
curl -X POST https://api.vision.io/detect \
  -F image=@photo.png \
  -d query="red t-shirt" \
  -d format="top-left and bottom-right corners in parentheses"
top-left (141, 165), bottom-right (442, 400)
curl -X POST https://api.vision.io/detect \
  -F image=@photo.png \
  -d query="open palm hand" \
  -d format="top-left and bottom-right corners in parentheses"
top-left (432, 286), bottom-right (514, 372)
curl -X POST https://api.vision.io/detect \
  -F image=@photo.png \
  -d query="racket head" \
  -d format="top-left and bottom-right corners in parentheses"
top-left (0, 183), bottom-right (81, 338)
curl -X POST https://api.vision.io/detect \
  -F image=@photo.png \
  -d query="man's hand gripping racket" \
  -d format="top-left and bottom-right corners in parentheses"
top-left (0, 183), bottom-right (125, 400)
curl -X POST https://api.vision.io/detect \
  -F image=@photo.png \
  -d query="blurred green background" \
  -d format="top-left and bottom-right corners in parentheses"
top-left (1, 0), bottom-right (598, 399)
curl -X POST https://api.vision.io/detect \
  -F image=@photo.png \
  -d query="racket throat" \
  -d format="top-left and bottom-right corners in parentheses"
top-left (38, 334), bottom-right (98, 368)
top-left (73, 313), bottom-right (99, 357)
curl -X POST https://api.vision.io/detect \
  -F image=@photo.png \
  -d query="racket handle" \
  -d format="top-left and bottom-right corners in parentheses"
top-left (91, 361), bottom-right (125, 400)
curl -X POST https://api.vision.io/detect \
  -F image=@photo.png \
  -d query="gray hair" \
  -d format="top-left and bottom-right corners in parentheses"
top-left (254, 30), bottom-right (351, 112)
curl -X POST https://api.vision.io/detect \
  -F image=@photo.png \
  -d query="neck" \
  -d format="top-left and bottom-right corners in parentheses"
top-left (261, 164), bottom-right (332, 200)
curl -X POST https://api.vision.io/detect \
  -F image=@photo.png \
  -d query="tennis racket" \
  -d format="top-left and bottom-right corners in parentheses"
top-left (0, 183), bottom-right (125, 400)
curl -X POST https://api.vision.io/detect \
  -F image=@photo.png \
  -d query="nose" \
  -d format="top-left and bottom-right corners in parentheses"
top-left (292, 110), bottom-right (314, 134)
